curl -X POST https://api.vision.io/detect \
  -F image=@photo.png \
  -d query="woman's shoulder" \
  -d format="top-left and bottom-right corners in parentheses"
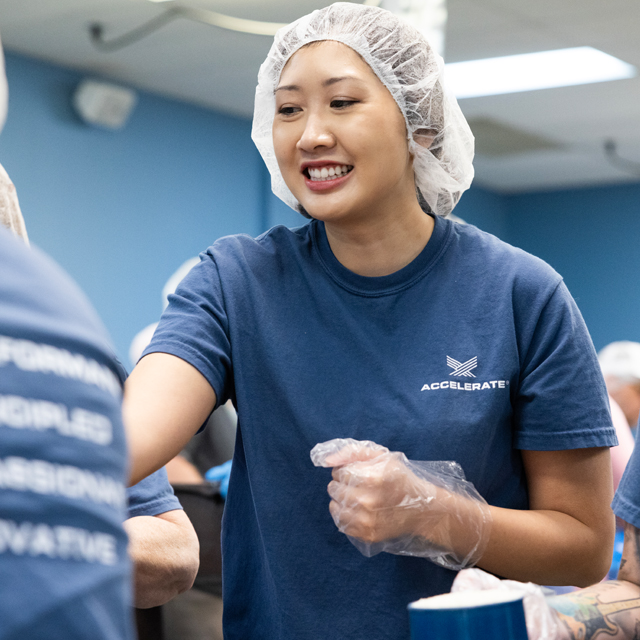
top-left (203, 223), bottom-right (314, 268)
top-left (449, 219), bottom-right (562, 288)
top-left (207, 223), bottom-right (311, 253)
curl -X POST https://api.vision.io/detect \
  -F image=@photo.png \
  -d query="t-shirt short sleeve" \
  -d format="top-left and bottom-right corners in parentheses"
top-left (142, 253), bottom-right (231, 406)
top-left (613, 442), bottom-right (640, 529)
top-left (126, 467), bottom-right (182, 518)
top-left (513, 281), bottom-right (617, 450)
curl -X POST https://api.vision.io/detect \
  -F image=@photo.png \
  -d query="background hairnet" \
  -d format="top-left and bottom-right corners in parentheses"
top-left (0, 35), bottom-right (27, 244)
top-left (251, 1), bottom-right (474, 218)
top-left (0, 164), bottom-right (28, 244)
top-left (599, 341), bottom-right (640, 385)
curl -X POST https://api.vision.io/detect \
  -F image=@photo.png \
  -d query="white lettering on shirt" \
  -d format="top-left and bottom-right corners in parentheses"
top-left (420, 379), bottom-right (510, 392)
top-left (0, 519), bottom-right (118, 565)
top-left (0, 336), bottom-right (121, 398)
top-left (0, 457), bottom-right (125, 509)
top-left (0, 395), bottom-right (112, 445)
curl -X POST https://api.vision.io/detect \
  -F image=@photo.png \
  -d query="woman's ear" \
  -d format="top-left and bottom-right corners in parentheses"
top-left (413, 128), bottom-right (437, 149)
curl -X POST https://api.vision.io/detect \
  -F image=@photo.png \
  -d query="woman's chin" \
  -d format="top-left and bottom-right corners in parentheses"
top-left (296, 196), bottom-right (363, 225)
top-left (300, 206), bottom-right (352, 225)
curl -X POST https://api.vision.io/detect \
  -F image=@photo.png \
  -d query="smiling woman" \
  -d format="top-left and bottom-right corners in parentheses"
top-left (271, 40), bottom-right (427, 274)
top-left (123, 3), bottom-right (618, 640)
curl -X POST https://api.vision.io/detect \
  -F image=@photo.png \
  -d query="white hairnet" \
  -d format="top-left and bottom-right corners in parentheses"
top-left (251, 1), bottom-right (474, 218)
top-left (0, 37), bottom-right (8, 135)
top-left (0, 163), bottom-right (29, 245)
top-left (599, 341), bottom-right (640, 385)
top-left (0, 36), bottom-right (24, 243)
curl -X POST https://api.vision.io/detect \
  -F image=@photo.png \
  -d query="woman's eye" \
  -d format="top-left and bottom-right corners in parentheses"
top-left (277, 105), bottom-right (300, 116)
top-left (330, 99), bottom-right (358, 109)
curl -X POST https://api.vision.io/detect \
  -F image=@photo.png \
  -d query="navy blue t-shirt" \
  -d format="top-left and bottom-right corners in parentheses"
top-left (144, 215), bottom-right (616, 640)
top-left (0, 228), bottom-right (133, 640)
top-left (127, 467), bottom-right (181, 518)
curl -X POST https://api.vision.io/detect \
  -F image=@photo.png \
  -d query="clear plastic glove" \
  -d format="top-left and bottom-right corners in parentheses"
top-left (205, 459), bottom-right (232, 499)
top-left (452, 568), bottom-right (568, 640)
top-left (310, 438), bottom-right (492, 571)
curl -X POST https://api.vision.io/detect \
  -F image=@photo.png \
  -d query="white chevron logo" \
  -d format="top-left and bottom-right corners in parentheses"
top-left (447, 356), bottom-right (478, 378)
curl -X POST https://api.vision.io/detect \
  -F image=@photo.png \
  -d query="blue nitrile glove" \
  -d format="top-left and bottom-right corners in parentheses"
top-left (205, 459), bottom-right (232, 499)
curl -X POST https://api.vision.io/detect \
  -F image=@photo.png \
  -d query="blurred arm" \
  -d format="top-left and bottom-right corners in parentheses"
top-left (166, 455), bottom-right (205, 484)
top-left (609, 396), bottom-right (635, 491)
top-left (125, 509), bottom-right (200, 609)
top-left (546, 521), bottom-right (640, 639)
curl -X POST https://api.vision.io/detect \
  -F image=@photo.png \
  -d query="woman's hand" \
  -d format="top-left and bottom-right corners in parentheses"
top-left (326, 446), bottom-right (442, 544)
top-left (311, 438), bottom-right (492, 569)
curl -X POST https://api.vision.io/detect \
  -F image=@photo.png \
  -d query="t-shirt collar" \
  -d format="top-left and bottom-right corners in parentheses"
top-left (311, 213), bottom-right (452, 296)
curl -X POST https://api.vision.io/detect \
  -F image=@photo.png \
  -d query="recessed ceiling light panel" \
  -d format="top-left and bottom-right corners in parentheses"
top-left (445, 47), bottom-right (637, 99)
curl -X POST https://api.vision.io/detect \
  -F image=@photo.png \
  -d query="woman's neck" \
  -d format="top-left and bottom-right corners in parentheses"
top-left (323, 199), bottom-right (435, 277)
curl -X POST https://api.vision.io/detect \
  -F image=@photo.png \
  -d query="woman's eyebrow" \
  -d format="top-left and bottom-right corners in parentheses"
top-left (274, 84), bottom-right (300, 94)
top-left (322, 75), bottom-right (362, 87)
top-left (274, 76), bottom-right (364, 94)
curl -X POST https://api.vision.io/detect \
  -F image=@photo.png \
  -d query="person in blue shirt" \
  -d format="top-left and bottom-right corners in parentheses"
top-left (0, 204), bottom-right (199, 615)
top-left (123, 4), bottom-right (616, 639)
top-left (0, 210), bottom-right (198, 636)
top-left (0, 224), bottom-right (134, 640)
top-left (0, 68), bottom-right (197, 634)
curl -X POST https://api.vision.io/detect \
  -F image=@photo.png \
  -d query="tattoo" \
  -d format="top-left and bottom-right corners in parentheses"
top-left (619, 523), bottom-right (640, 583)
top-left (633, 620), bottom-right (640, 640)
top-left (550, 589), bottom-right (640, 639)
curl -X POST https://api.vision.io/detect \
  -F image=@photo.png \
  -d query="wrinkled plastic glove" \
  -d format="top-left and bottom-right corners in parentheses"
top-left (205, 459), bottom-right (232, 499)
top-left (311, 438), bottom-right (492, 571)
top-left (452, 568), bottom-right (567, 640)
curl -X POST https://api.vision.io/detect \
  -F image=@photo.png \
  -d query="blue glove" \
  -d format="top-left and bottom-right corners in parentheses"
top-left (205, 459), bottom-right (232, 499)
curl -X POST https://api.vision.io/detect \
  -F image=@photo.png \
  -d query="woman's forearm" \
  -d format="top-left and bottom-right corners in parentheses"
top-left (476, 505), bottom-right (614, 587)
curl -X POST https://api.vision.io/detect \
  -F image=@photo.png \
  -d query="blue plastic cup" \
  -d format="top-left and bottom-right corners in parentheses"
top-left (408, 589), bottom-right (528, 640)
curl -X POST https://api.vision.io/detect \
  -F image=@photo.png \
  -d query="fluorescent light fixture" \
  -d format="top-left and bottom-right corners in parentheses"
top-left (445, 47), bottom-right (636, 99)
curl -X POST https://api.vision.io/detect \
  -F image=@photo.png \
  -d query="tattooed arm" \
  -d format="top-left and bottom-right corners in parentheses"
top-left (547, 522), bottom-right (640, 640)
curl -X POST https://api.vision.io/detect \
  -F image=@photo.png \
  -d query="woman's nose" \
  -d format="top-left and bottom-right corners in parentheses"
top-left (296, 114), bottom-right (335, 152)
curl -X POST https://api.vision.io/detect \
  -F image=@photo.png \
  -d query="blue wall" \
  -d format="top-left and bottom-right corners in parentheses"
top-left (505, 183), bottom-right (640, 351)
top-left (2, 52), bottom-right (639, 362)
top-left (1, 52), bottom-right (263, 364)
top-left (454, 185), bottom-right (509, 239)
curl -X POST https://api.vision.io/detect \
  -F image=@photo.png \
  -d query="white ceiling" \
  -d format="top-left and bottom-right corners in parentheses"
top-left (1, 0), bottom-right (639, 193)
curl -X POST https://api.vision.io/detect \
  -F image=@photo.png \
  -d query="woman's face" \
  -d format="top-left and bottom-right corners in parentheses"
top-left (272, 41), bottom-right (415, 225)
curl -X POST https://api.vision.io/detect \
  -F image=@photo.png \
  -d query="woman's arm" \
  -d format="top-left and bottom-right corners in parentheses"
top-left (477, 447), bottom-right (615, 586)
top-left (323, 444), bottom-right (614, 586)
top-left (124, 353), bottom-right (217, 486)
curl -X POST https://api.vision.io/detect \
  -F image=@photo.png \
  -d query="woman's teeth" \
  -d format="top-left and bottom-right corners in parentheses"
top-left (307, 165), bottom-right (352, 181)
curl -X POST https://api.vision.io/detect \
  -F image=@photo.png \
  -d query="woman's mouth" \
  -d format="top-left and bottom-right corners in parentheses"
top-left (305, 164), bottom-right (353, 181)
top-left (303, 164), bottom-right (354, 192)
